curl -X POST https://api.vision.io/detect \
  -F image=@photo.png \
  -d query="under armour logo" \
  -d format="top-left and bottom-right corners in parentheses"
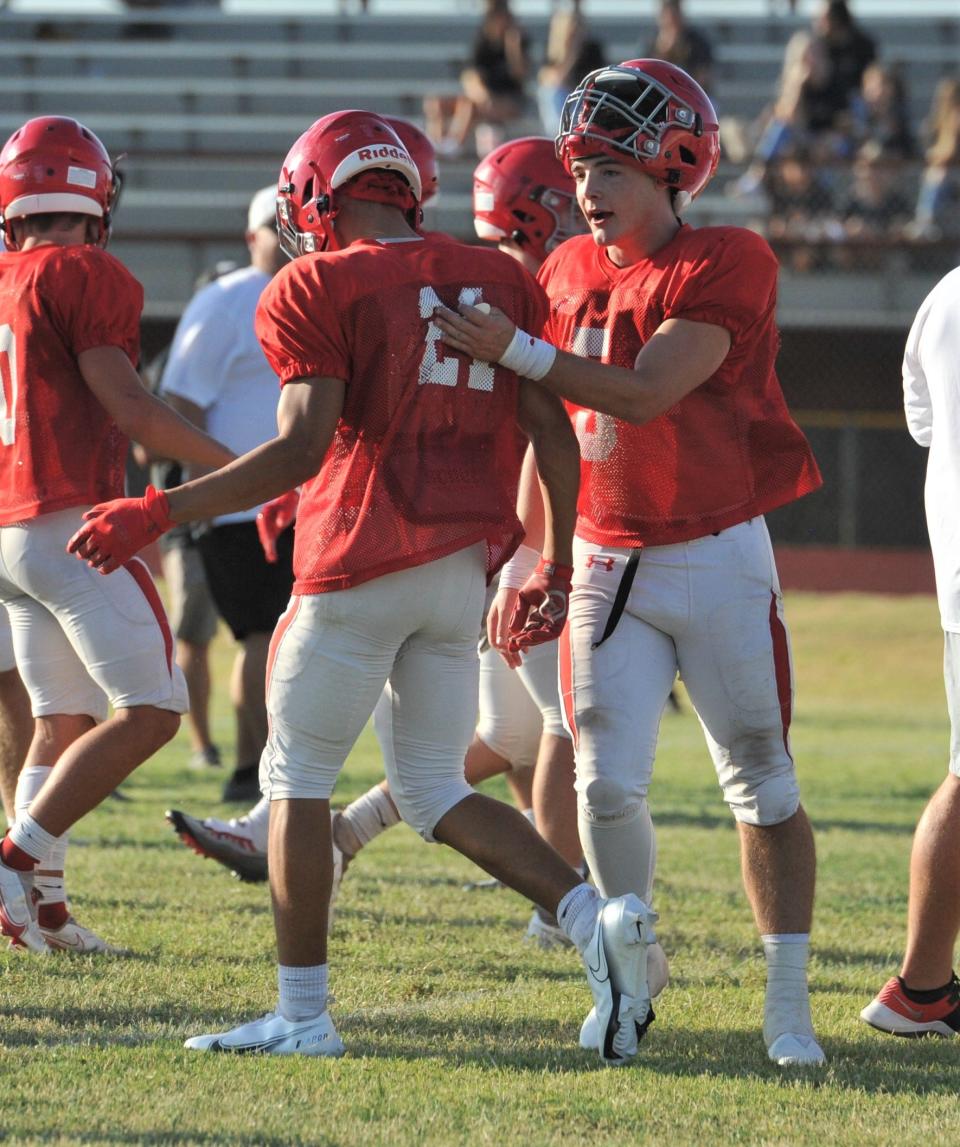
top-left (585, 555), bottom-right (615, 571)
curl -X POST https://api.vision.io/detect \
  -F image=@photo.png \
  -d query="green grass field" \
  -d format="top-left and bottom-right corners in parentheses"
top-left (2, 592), bottom-right (959, 1146)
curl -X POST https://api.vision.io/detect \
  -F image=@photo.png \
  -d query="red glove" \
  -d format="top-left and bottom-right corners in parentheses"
top-left (67, 485), bottom-right (175, 574)
top-left (506, 557), bottom-right (574, 654)
top-left (256, 488), bottom-right (300, 563)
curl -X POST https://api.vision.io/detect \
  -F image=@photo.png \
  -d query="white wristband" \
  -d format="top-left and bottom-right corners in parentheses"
top-left (498, 327), bottom-right (557, 382)
top-left (498, 543), bottom-right (540, 590)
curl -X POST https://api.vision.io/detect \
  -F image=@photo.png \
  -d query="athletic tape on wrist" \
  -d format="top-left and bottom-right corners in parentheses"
top-left (499, 543), bottom-right (540, 590)
top-left (498, 327), bottom-right (557, 381)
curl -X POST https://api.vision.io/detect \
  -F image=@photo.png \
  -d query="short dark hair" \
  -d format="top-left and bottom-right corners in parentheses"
top-left (13, 211), bottom-right (92, 234)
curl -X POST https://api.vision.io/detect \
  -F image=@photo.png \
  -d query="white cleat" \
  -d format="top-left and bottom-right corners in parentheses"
top-left (525, 907), bottom-right (574, 951)
top-left (41, 916), bottom-right (129, 955)
top-left (185, 1010), bottom-right (345, 1057)
top-left (766, 1032), bottom-right (826, 1067)
top-left (166, 809), bottom-right (268, 884)
top-left (0, 861), bottom-right (48, 954)
top-left (579, 940), bottom-right (670, 1051)
top-left (581, 893), bottom-right (658, 1066)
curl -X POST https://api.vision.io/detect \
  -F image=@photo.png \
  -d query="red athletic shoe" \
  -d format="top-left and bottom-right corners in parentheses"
top-left (861, 974), bottom-right (960, 1037)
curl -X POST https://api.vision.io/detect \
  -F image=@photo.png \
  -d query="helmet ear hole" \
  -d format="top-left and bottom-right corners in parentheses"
top-left (316, 193), bottom-right (330, 213)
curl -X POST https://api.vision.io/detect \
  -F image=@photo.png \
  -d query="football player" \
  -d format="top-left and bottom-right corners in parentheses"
top-left (165, 135), bottom-right (589, 953)
top-left (434, 60), bottom-right (826, 1067)
top-left (164, 135), bottom-right (587, 952)
top-left (0, 116), bottom-right (234, 953)
top-left (860, 262), bottom-right (960, 1038)
top-left (70, 109), bottom-right (657, 1064)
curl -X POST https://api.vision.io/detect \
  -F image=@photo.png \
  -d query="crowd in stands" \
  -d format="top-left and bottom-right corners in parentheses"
top-left (420, 0), bottom-right (958, 271)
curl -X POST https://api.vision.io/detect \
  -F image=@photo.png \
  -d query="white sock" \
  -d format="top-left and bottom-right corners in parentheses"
top-left (578, 796), bottom-right (656, 903)
top-left (762, 933), bottom-right (814, 1044)
top-left (16, 766), bottom-right (69, 904)
top-left (277, 963), bottom-right (328, 1021)
top-left (556, 882), bottom-right (601, 954)
top-left (521, 807), bottom-right (536, 828)
top-left (237, 796), bottom-right (270, 853)
top-left (8, 811), bottom-right (58, 865)
top-left (341, 785), bottom-right (401, 851)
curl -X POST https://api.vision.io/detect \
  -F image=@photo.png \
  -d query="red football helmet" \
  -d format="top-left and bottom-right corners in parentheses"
top-left (384, 117), bottom-right (438, 206)
top-left (0, 116), bottom-right (121, 249)
top-left (473, 136), bottom-right (585, 264)
top-left (557, 59), bottom-right (720, 198)
top-left (276, 109), bottom-right (422, 258)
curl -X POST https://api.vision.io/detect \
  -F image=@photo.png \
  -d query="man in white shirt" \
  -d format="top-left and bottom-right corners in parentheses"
top-left (159, 186), bottom-right (291, 803)
top-left (861, 264), bottom-right (960, 1038)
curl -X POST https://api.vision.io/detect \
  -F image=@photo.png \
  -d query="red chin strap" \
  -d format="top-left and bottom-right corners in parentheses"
top-left (339, 171), bottom-right (416, 214)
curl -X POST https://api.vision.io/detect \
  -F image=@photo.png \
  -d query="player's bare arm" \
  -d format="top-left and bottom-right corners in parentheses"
top-left (78, 346), bottom-right (234, 471)
top-left (515, 378), bottom-right (578, 569)
top-left (487, 446), bottom-right (541, 664)
top-left (434, 304), bottom-right (731, 425)
top-left (69, 377), bottom-right (343, 572)
top-left (163, 377), bottom-right (342, 523)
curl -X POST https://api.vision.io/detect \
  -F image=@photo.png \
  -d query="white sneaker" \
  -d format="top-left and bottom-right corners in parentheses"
top-left (579, 941), bottom-right (669, 1051)
top-left (185, 1010), bottom-right (345, 1057)
top-left (41, 916), bottom-right (128, 955)
top-left (0, 861), bottom-right (48, 954)
top-left (525, 907), bottom-right (573, 951)
top-left (581, 893), bottom-right (658, 1066)
top-left (766, 1032), bottom-right (826, 1067)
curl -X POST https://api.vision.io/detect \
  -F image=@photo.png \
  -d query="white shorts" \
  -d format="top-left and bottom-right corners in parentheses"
top-left (260, 544), bottom-right (486, 840)
top-left (945, 631), bottom-right (960, 777)
top-left (0, 508), bottom-right (188, 719)
top-left (563, 518), bottom-right (799, 826)
top-left (0, 603), bottom-right (15, 673)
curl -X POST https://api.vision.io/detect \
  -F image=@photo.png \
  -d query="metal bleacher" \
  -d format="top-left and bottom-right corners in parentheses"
top-left (1, 4), bottom-right (957, 324)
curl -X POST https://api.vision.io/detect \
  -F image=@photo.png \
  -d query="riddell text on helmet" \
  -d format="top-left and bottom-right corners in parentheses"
top-left (357, 146), bottom-right (410, 162)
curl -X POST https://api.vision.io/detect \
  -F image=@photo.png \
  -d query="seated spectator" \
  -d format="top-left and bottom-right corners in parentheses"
top-left (840, 141), bottom-right (915, 235)
top-left (910, 77), bottom-right (960, 243)
top-left (424, 0), bottom-right (531, 158)
top-left (537, 0), bottom-right (606, 135)
top-left (642, 0), bottom-right (714, 94)
top-left (728, 31), bottom-right (855, 202)
top-left (849, 61), bottom-right (915, 160)
top-left (763, 141), bottom-right (839, 272)
top-left (813, 0), bottom-right (877, 122)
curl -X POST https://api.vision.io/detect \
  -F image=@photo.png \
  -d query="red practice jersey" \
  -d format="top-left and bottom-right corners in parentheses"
top-left (538, 226), bottom-right (822, 547)
top-left (0, 245), bottom-right (142, 525)
top-left (255, 233), bottom-right (548, 593)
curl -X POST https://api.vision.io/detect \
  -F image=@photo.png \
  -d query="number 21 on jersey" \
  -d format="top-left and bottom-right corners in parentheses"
top-left (418, 287), bottom-right (494, 393)
top-left (0, 325), bottom-right (17, 446)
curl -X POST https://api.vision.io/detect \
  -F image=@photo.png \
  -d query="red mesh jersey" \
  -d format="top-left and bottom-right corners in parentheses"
top-left (0, 245), bottom-right (142, 525)
top-left (255, 233), bottom-right (548, 593)
top-left (538, 226), bottom-right (821, 547)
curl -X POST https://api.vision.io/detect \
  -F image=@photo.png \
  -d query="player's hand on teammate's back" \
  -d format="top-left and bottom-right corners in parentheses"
top-left (67, 485), bottom-right (175, 574)
top-left (256, 488), bottom-right (300, 563)
top-left (432, 302), bottom-right (515, 364)
top-left (507, 557), bottom-right (573, 655)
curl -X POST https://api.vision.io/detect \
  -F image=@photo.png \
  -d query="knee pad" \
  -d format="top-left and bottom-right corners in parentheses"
top-left (723, 764), bottom-right (800, 826)
top-left (578, 776), bottom-right (646, 825)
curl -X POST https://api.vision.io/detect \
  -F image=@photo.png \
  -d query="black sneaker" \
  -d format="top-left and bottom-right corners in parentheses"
top-left (221, 765), bottom-right (261, 803)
